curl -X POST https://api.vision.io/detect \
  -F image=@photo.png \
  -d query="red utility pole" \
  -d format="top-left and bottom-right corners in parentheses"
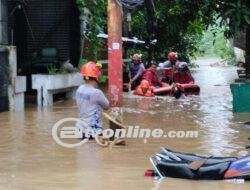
top-left (107, 0), bottom-right (123, 107)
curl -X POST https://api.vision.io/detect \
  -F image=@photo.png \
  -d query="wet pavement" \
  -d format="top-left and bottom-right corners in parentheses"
top-left (0, 57), bottom-right (250, 189)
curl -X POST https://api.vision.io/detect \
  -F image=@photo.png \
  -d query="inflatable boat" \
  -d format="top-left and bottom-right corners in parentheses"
top-left (164, 67), bottom-right (200, 96)
top-left (153, 82), bottom-right (172, 95)
top-left (125, 82), bottom-right (200, 97)
top-left (176, 83), bottom-right (200, 95)
top-left (153, 83), bottom-right (200, 96)
top-left (147, 148), bottom-right (250, 180)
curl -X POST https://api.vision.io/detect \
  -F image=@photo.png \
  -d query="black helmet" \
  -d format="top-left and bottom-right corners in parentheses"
top-left (178, 62), bottom-right (189, 72)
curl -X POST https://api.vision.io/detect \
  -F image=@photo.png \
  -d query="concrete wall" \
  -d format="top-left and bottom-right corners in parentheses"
top-left (234, 47), bottom-right (245, 63)
top-left (32, 73), bottom-right (83, 106)
top-left (0, 46), bottom-right (27, 111)
top-left (7, 46), bottom-right (26, 111)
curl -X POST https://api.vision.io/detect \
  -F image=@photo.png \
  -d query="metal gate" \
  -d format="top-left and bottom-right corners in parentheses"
top-left (0, 48), bottom-right (9, 112)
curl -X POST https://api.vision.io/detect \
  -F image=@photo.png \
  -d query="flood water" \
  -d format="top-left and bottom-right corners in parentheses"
top-left (0, 57), bottom-right (250, 189)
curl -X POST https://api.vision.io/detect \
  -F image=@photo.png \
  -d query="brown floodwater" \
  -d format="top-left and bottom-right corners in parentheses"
top-left (0, 58), bottom-right (250, 189)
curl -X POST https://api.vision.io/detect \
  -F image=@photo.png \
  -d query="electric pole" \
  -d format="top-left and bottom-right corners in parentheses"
top-left (107, 0), bottom-right (123, 107)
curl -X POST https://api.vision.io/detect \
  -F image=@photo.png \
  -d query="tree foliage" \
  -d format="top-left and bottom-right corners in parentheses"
top-left (75, 0), bottom-right (250, 63)
top-left (76, 0), bottom-right (107, 60)
top-left (197, 26), bottom-right (236, 64)
top-left (131, 0), bottom-right (250, 62)
top-left (130, 0), bottom-right (209, 62)
top-left (205, 0), bottom-right (250, 37)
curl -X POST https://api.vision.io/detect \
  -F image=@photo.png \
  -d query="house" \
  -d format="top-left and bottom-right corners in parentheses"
top-left (7, 0), bottom-right (81, 73)
top-left (0, 0), bottom-right (82, 111)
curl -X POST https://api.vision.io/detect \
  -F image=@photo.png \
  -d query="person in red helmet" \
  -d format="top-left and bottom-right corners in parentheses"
top-left (158, 52), bottom-right (179, 68)
top-left (76, 61), bottom-right (109, 138)
top-left (157, 52), bottom-right (180, 84)
top-left (168, 52), bottom-right (178, 61)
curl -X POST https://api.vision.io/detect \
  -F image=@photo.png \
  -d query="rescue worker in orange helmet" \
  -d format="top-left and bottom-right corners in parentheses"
top-left (158, 52), bottom-right (180, 69)
top-left (134, 79), bottom-right (154, 97)
top-left (157, 52), bottom-right (180, 84)
top-left (76, 61), bottom-right (109, 138)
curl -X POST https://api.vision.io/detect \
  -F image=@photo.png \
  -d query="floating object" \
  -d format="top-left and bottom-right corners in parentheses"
top-left (144, 169), bottom-right (157, 177)
top-left (244, 122), bottom-right (250, 129)
top-left (148, 147), bottom-right (250, 180)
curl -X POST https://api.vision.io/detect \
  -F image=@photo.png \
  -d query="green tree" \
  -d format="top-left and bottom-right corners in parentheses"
top-left (130, 0), bottom-right (210, 63)
top-left (206, 0), bottom-right (250, 37)
top-left (75, 0), bottom-right (250, 70)
top-left (76, 0), bottom-right (209, 63)
top-left (76, 0), bottom-right (107, 61)
top-left (203, 0), bottom-right (250, 74)
top-left (197, 26), bottom-right (236, 64)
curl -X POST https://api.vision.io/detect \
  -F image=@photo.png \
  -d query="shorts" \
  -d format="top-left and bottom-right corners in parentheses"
top-left (76, 120), bottom-right (103, 138)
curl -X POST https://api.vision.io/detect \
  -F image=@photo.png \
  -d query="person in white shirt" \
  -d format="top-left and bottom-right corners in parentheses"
top-left (76, 61), bottom-right (109, 138)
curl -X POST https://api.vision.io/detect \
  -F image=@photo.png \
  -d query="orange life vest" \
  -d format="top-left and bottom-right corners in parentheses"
top-left (134, 80), bottom-right (155, 97)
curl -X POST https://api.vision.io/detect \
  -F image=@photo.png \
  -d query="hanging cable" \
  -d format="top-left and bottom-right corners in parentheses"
top-left (20, 1), bottom-right (36, 42)
top-left (8, 4), bottom-right (21, 19)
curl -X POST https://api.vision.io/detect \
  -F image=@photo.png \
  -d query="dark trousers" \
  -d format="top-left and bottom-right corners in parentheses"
top-left (131, 78), bottom-right (141, 90)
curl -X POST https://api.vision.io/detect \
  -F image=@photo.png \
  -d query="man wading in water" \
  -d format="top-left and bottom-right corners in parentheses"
top-left (129, 53), bottom-right (145, 90)
top-left (76, 61), bottom-right (109, 138)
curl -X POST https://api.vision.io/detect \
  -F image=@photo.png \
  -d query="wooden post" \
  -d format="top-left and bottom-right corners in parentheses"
top-left (107, 0), bottom-right (123, 107)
